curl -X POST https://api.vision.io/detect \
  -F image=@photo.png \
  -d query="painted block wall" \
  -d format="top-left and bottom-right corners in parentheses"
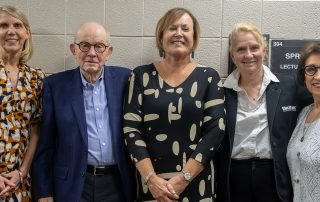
top-left (1, 0), bottom-right (320, 78)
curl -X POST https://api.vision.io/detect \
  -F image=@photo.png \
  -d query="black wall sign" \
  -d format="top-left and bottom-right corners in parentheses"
top-left (270, 39), bottom-right (320, 74)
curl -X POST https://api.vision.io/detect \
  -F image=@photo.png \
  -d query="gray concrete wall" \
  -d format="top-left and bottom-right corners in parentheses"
top-left (1, 0), bottom-right (320, 77)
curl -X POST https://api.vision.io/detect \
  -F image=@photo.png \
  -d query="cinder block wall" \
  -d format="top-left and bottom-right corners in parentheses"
top-left (1, 0), bottom-right (320, 78)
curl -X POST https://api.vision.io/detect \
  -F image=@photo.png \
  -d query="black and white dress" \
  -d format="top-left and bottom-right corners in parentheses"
top-left (123, 63), bottom-right (225, 201)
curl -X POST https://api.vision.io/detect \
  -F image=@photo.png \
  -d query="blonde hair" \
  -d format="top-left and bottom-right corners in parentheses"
top-left (0, 6), bottom-right (33, 63)
top-left (155, 7), bottom-right (200, 52)
top-left (229, 22), bottom-right (267, 53)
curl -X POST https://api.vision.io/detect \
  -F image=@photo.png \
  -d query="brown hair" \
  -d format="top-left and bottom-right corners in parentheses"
top-left (155, 7), bottom-right (200, 53)
top-left (297, 43), bottom-right (320, 85)
top-left (0, 6), bottom-right (33, 63)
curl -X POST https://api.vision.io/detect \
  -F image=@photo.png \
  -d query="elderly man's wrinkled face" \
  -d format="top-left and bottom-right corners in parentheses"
top-left (70, 23), bottom-right (112, 76)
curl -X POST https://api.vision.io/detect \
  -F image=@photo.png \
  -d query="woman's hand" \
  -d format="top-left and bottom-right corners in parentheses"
top-left (0, 176), bottom-right (8, 196)
top-left (147, 175), bottom-right (179, 202)
top-left (0, 170), bottom-right (21, 196)
top-left (167, 174), bottom-right (189, 196)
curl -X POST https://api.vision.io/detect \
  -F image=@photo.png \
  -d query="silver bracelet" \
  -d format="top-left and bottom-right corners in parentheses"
top-left (144, 171), bottom-right (156, 185)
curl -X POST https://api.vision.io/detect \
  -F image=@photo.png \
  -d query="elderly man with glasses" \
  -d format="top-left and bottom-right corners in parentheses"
top-left (32, 22), bottom-right (135, 202)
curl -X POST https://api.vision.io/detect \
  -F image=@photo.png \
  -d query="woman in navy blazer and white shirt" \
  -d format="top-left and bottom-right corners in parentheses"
top-left (216, 22), bottom-right (311, 202)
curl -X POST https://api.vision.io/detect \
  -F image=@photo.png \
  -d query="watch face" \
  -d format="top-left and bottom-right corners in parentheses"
top-left (182, 171), bottom-right (192, 182)
top-left (184, 173), bottom-right (191, 180)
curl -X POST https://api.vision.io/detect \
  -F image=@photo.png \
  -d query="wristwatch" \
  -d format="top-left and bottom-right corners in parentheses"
top-left (181, 170), bottom-right (193, 182)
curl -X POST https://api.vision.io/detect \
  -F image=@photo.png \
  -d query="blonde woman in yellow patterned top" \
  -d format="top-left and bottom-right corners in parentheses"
top-left (123, 7), bottom-right (225, 202)
top-left (0, 6), bottom-right (45, 201)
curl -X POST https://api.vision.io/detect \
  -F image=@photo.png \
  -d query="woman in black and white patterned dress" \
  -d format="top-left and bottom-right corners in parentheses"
top-left (123, 7), bottom-right (225, 202)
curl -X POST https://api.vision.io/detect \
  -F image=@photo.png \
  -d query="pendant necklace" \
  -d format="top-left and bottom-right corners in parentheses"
top-left (301, 123), bottom-right (310, 142)
top-left (301, 106), bottom-right (315, 142)
top-left (249, 95), bottom-right (257, 101)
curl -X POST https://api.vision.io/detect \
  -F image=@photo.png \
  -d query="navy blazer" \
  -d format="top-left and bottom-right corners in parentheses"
top-left (33, 66), bottom-right (134, 202)
top-left (216, 74), bottom-right (312, 202)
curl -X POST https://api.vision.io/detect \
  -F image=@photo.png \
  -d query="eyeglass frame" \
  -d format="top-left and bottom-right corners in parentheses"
top-left (74, 42), bottom-right (110, 53)
top-left (304, 64), bottom-right (320, 76)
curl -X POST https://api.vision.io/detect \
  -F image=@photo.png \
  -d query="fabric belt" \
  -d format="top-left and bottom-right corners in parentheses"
top-left (87, 165), bottom-right (117, 175)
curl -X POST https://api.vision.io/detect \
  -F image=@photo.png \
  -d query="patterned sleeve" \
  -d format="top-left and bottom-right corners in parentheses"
top-left (190, 68), bottom-right (226, 165)
top-left (123, 68), bottom-right (149, 163)
top-left (30, 67), bottom-right (46, 125)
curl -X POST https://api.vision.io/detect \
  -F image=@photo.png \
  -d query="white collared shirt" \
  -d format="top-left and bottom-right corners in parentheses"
top-left (224, 65), bottom-right (279, 159)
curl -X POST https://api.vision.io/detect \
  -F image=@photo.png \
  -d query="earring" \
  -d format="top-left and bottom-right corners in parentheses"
top-left (159, 49), bottom-right (164, 57)
top-left (191, 51), bottom-right (195, 59)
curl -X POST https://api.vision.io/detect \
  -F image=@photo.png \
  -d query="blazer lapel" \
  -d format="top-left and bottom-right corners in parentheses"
top-left (225, 89), bottom-right (238, 149)
top-left (266, 82), bottom-right (281, 133)
top-left (71, 68), bottom-right (88, 146)
top-left (104, 67), bottom-right (119, 148)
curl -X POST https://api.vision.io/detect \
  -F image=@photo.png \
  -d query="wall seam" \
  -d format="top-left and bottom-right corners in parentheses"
top-left (220, 0), bottom-right (225, 75)
top-left (64, 0), bottom-right (67, 71)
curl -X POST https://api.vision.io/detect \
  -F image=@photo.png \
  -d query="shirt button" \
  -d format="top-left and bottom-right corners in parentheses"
top-left (102, 142), bottom-right (106, 146)
top-left (297, 152), bottom-right (300, 157)
top-left (96, 108), bottom-right (99, 111)
top-left (295, 178), bottom-right (300, 183)
top-left (99, 125), bottom-right (102, 129)
top-left (94, 91), bottom-right (97, 94)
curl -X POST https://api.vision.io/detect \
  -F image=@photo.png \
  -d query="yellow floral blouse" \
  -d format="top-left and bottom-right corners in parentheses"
top-left (0, 60), bottom-right (45, 202)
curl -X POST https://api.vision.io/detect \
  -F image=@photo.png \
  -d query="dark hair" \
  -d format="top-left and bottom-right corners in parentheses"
top-left (297, 43), bottom-right (320, 85)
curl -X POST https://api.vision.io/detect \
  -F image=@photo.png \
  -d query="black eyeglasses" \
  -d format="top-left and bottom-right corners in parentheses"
top-left (75, 42), bottom-right (109, 53)
top-left (304, 64), bottom-right (320, 76)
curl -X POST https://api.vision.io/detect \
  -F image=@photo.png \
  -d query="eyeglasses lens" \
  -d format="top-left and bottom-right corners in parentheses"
top-left (305, 65), bottom-right (318, 76)
top-left (77, 42), bottom-right (107, 53)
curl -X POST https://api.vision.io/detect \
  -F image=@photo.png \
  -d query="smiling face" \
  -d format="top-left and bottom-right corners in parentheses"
top-left (0, 11), bottom-right (29, 57)
top-left (231, 31), bottom-right (265, 75)
top-left (304, 53), bottom-right (320, 98)
top-left (161, 13), bottom-right (194, 59)
top-left (70, 22), bottom-right (112, 77)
